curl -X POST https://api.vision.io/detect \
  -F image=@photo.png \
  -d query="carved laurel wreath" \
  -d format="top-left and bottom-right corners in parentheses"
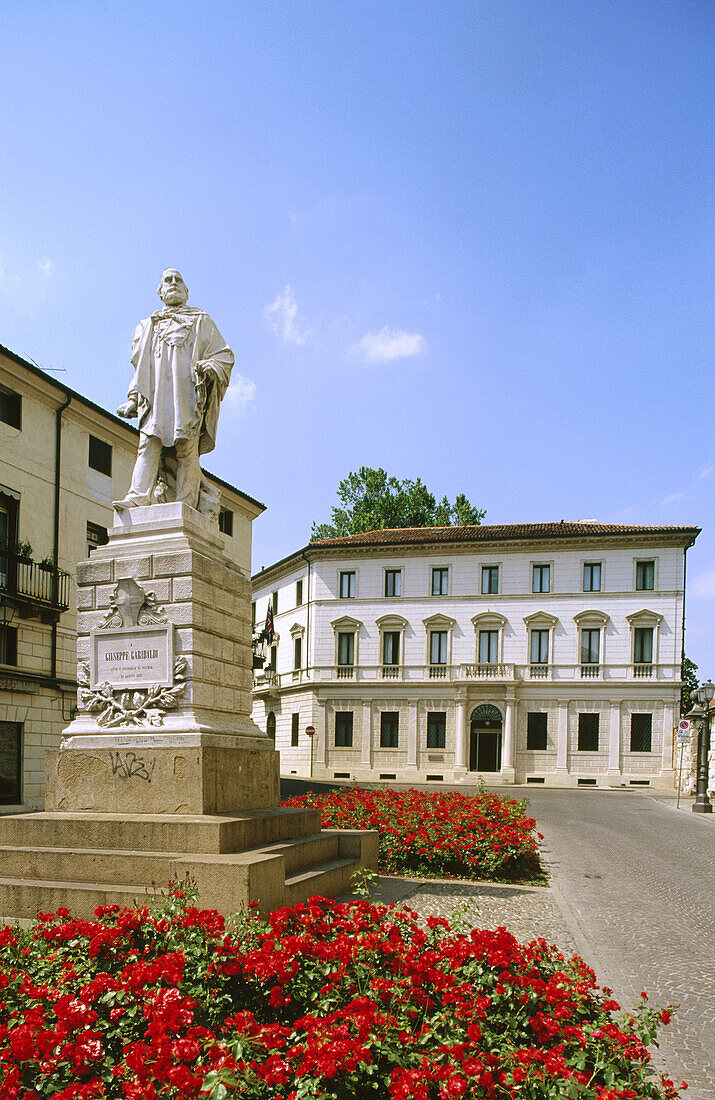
top-left (77, 657), bottom-right (187, 728)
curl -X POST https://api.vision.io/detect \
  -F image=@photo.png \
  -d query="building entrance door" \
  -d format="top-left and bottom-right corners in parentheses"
top-left (469, 705), bottom-right (503, 772)
top-left (0, 722), bottom-right (21, 804)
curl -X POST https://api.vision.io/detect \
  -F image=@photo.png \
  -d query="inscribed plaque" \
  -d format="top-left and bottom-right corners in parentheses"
top-left (91, 624), bottom-right (173, 689)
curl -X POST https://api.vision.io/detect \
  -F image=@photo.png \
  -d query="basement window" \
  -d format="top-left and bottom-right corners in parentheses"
top-left (426, 774), bottom-right (443, 782)
top-left (527, 776), bottom-right (545, 784)
top-left (577, 778), bottom-right (597, 787)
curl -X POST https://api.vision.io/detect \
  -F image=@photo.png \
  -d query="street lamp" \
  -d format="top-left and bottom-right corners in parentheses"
top-left (0, 598), bottom-right (17, 626)
top-left (687, 679), bottom-right (714, 814)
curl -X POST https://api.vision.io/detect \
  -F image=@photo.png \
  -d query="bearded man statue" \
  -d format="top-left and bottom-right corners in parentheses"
top-left (113, 268), bottom-right (234, 519)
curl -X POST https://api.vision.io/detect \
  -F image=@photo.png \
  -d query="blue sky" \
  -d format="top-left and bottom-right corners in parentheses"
top-left (1, 1), bottom-right (713, 672)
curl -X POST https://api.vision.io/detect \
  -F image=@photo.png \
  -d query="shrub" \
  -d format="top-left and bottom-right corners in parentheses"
top-left (0, 889), bottom-right (684, 1099)
top-left (281, 786), bottom-right (543, 882)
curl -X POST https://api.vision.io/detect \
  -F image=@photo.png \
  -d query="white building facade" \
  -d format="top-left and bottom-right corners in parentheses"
top-left (251, 523), bottom-right (699, 790)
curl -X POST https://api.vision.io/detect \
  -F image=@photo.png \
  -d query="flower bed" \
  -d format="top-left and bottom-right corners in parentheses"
top-left (281, 786), bottom-right (543, 882)
top-left (0, 889), bottom-right (683, 1099)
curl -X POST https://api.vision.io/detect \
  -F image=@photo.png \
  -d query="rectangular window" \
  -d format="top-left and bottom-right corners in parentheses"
top-left (431, 567), bottom-right (449, 596)
top-left (532, 564), bottom-right (550, 593)
top-left (339, 571), bottom-right (356, 598)
top-left (88, 435), bottom-right (112, 477)
top-left (527, 712), bottom-right (548, 751)
top-left (296, 579), bottom-right (303, 606)
top-left (271, 591), bottom-right (278, 615)
top-left (293, 636), bottom-right (302, 670)
top-left (578, 713), bottom-right (600, 751)
top-left (268, 644), bottom-right (277, 670)
top-left (385, 569), bottom-right (402, 597)
top-left (634, 627), bottom-right (653, 665)
top-left (382, 631), bottom-right (400, 666)
top-left (380, 712), bottom-right (399, 748)
top-left (291, 712), bottom-right (299, 747)
top-left (430, 630), bottom-right (448, 665)
top-left (630, 713), bottom-right (653, 752)
top-left (251, 601), bottom-right (256, 627)
top-left (0, 387), bottom-right (22, 430)
top-left (335, 711), bottom-right (353, 747)
top-left (636, 560), bottom-right (655, 591)
top-left (583, 562), bottom-right (602, 592)
top-left (427, 712), bottom-right (446, 749)
top-left (86, 521), bottom-right (108, 558)
top-left (0, 626), bottom-right (18, 666)
top-left (0, 721), bottom-right (22, 804)
top-left (481, 565), bottom-right (499, 594)
top-left (337, 632), bottom-right (354, 666)
top-left (478, 630), bottom-right (498, 664)
top-left (580, 629), bottom-right (600, 665)
top-left (530, 629), bottom-right (549, 665)
top-left (218, 507), bottom-right (234, 536)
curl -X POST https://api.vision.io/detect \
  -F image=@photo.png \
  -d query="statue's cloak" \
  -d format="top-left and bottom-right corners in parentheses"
top-left (128, 306), bottom-right (234, 455)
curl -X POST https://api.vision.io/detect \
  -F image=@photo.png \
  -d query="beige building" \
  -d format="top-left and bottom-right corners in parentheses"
top-left (252, 522), bottom-right (699, 789)
top-left (0, 343), bottom-right (263, 810)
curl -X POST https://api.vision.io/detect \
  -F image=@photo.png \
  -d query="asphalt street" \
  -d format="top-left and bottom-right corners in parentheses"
top-left (520, 788), bottom-right (714, 1100)
top-left (281, 778), bottom-right (715, 1098)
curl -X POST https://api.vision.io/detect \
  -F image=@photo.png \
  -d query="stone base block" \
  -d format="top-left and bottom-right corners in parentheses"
top-left (0, 809), bottom-right (379, 919)
top-left (45, 736), bottom-right (280, 815)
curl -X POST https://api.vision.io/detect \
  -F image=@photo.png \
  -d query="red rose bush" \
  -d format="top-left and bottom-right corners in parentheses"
top-left (0, 887), bottom-right (683, 1099)
top-left (281, 786), bottom-right (543, 881)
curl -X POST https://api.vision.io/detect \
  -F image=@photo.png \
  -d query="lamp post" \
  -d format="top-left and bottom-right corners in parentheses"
top-left (687, 679), bottom-right (714, 814)
top-left (0, 598), bottom-right (17, 626)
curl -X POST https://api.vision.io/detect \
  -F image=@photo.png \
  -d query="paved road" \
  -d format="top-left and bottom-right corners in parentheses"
top-left (519, 789), bottom-right (715, 1100)
top-left (281, 778), bottom-right (715, 1097)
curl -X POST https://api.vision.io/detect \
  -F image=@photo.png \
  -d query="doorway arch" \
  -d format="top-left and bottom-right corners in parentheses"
top-left (469, 704), bottom-right (503, 772)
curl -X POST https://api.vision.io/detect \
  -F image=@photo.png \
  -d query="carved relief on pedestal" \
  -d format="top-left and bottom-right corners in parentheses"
top-left (78, 578), bottom-right (186, 727)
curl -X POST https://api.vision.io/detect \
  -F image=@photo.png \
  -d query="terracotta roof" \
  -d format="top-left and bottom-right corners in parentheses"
top-left (252, 521), bottom-right (700, 582)
top-left (311, 521), bottom-right (701, 549)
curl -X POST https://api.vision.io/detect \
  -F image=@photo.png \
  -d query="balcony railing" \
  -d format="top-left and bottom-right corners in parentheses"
top-left (0, 550), bottom-right (71, 617)
top-left (253, 661), bottom-right (681, 691)
top-left (463, 662), bottom-right (515, 681)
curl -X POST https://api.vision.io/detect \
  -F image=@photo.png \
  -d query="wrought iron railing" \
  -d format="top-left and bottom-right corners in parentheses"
top-left (0, 550), bottom-right (71, 612)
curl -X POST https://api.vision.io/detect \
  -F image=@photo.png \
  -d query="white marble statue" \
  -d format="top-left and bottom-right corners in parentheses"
top-left (113, 269), bottom-right (234, 516)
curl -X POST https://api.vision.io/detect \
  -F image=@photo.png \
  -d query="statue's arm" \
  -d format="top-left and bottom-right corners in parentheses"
top-left (116, 321), bottom-right (148, 418)
top-left (194, 315), bottom-right (234, 394)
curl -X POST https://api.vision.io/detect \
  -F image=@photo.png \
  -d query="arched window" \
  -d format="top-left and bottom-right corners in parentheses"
top-left (266, 712), bottom-right (276, 740)
top-left (470, 704), bottom-right (503, 725)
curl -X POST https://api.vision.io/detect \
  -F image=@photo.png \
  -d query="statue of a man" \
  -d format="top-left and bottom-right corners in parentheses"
top-left (113, 269), bottom-right (234, 515)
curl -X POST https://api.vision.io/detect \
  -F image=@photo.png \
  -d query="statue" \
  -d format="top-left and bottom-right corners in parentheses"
top-left (113, 269), bottom-right (234, 518)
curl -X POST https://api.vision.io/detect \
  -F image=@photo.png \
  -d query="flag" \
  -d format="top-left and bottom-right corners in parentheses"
top-left (264, 603), bottom-right (275, 646)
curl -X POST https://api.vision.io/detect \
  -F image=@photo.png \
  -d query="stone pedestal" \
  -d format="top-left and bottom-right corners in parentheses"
top-left (0, 503), bottom-right (377, 919)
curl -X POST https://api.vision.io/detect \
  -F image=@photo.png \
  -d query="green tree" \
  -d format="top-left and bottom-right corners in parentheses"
top-left (681, 655), bottom-right (699, 715)
top-left (311, 467), bottom-right (485, 541)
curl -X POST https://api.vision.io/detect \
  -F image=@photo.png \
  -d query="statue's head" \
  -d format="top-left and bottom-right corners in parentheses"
top-left (157, 268), bottom-right (189, 307)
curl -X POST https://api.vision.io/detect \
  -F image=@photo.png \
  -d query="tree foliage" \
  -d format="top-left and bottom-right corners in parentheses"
top-left (311, 467), bottom-right (485, 540)
top-left (681, 655), bottom-right (699, 715)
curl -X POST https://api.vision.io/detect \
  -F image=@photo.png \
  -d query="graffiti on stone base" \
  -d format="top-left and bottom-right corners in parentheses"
top-left (109, 751), bottom-right (156, 782)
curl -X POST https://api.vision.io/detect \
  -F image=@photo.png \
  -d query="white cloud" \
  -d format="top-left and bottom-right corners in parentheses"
top-left (699, 464), bottom-right (714, 480)
top-left (689, 567), bottom-right (715, 599)
top-left (224, 374), bottom-right (256, 412)
top-left (661, 492), bottom-right (685, 505)
top-left (264, 285), bottom-right (309, 346)
top-left (37, 258), bottom-right (52, 276)
top-left (350, 327), bottom-right (425, 363)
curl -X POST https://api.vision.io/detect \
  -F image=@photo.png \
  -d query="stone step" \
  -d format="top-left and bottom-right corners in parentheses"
top-left (257, 831), bottom-right (341, 875)
top-left (0, 807), bottom-right (321, 855)
top-left (285, 857), bottom-right (362, 907)
top-left (0, 877), bottom-right (162, 922)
